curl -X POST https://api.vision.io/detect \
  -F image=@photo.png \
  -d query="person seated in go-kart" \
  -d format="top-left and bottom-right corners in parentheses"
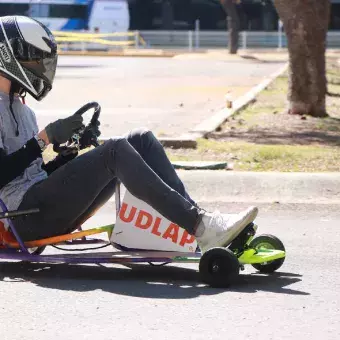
top-left (0, 16), bottom-right (258, 253)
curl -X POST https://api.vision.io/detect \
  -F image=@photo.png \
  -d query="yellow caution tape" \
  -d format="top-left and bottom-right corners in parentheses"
top-left (52, 31), bottom-right (136, 38)
top-left (52, 31), bottom-right (146, 47)
top-left (55, 37), bottom-right (134, 46)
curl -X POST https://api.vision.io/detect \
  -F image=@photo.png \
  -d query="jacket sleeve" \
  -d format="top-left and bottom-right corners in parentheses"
top-left (0, 138), bottom-right (42, 189)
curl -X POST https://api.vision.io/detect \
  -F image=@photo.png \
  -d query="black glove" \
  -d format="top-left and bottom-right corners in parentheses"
top-left (79, 120), bottom-right (101, 150)
top-left (45, 114), bottom-right (84, 145)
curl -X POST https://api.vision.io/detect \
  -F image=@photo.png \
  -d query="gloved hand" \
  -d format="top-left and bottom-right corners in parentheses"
top-left (45, 114), bottom-right (84, 145)
top-left (79, 120), bottom-right (101, 150)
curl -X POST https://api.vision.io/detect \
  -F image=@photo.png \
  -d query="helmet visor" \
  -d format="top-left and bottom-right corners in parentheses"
top-left (12, 35), bottom-right (58, 100)
top-left (19, 53), bottom-right (57, 99)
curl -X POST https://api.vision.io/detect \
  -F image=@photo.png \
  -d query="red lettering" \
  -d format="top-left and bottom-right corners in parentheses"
top-left (119, 203), bottom-right (137, 223)
top-left (135, 210), bottom-right (153, 229)
top-left (162, 223), bottom-right (179, 244)
top-left (179, 231), bottom-right (195, 247)
top-left (151, 217), bottom-right (162, 236)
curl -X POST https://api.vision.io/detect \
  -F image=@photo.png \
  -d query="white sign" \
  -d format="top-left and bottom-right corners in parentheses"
top-left (88, 0), bottom-right (129, 32)
top-left (111, 191), bottom-right (198, 252)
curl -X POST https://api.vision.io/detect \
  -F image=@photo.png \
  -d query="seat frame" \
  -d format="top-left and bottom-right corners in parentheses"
top-left (0, 181), bottom-right (123, 252)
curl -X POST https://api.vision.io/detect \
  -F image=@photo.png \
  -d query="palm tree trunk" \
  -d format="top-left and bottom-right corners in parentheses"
top-left (273, 0), bottom-right (331, 117)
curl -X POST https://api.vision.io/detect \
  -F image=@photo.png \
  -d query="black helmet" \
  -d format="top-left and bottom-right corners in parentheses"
top-left (0, 15), bottom-right (58, 101)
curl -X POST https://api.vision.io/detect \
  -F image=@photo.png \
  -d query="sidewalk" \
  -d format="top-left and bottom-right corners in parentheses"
top-left (171, 171), bottom-right (340, 204)
top-left (93, 171), bottom-right (340, 220)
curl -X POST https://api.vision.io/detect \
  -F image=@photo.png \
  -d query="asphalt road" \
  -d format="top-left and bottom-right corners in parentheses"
top-left (28, 56), bottom-right (285, 137)
top-left (0, 202), bottom-right (339, 340)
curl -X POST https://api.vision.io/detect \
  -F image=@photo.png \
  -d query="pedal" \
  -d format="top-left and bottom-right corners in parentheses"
top-left (228, 223), bottom-right (257, 254)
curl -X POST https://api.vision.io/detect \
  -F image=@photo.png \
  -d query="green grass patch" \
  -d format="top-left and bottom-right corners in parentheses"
top-left (226, 75), bottom-right (287, 126)
top-left (166, 139), bottom-right (340, 172)
top-left (263, 75), bottom-right (288, 93)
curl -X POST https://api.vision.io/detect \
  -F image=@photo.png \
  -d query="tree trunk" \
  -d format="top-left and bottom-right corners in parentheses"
top-left (162, 0), bottom-right (174, 30)
top-left (273, 0), bottom-right (331, 117)
top-left (220, 0), bottom-right (240, 54)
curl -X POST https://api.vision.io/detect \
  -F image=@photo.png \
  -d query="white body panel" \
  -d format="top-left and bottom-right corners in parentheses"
top-left (111, 190), bottom-right (198, 252)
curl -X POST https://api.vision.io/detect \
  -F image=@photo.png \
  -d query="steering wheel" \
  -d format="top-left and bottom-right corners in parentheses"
top-left (53, 101), bottom-right (101, 153)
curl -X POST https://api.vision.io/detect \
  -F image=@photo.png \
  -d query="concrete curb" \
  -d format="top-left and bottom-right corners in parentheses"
top-left (177, 171), bottom-right (340, 204)
top-left (190, 63), bottom-right (289, 136)
top-left (172, 161), bottom-right (228, 170)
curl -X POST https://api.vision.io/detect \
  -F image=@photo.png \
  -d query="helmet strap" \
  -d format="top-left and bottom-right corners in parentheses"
top-left (20, 90), bottom-right (26, 105)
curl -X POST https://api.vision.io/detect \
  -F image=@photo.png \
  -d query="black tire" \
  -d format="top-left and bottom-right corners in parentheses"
top-left (249, 234), bottom-right (285, 273)
top-left (28, 246), bottom-right (46, 255)
top-left (199, 247), bottom-right (239, 288)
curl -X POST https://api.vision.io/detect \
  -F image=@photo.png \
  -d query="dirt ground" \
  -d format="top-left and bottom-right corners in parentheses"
top-left (208, 58), bottom-right (340, 146)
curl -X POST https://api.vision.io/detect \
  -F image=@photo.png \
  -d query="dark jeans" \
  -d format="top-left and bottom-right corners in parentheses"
top-left (14, 129), bottom-right (203, 241)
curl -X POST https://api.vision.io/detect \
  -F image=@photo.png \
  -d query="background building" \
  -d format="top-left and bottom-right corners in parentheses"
top-left (128, 0), bottom-right (340, 31)
top-left (0, 0), bottom-right (340, 32)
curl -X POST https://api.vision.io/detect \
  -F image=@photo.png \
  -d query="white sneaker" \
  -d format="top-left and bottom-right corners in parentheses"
top-left (196, 206), bottom-right (258, 253)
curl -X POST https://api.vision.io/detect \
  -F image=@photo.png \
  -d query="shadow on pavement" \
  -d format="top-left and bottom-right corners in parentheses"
top-left (232, 272), bottom-right (308, 295)
top-left (0, 261), bottom-right (308, 298)
top-left (211, 125), bottom-right (340, 147)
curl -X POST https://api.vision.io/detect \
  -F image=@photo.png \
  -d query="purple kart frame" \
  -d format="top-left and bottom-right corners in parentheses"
top-left (0, 182), bottom-right (201, 266)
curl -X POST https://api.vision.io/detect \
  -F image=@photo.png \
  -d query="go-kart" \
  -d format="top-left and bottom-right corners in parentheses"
top-left (0, 102), bottom-right (286, 288)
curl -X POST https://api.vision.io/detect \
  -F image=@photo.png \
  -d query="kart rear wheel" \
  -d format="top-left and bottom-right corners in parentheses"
top-left (249, 234), bottom-right (285, 273)
top-left (199, 247), bottom-right (239, 288)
